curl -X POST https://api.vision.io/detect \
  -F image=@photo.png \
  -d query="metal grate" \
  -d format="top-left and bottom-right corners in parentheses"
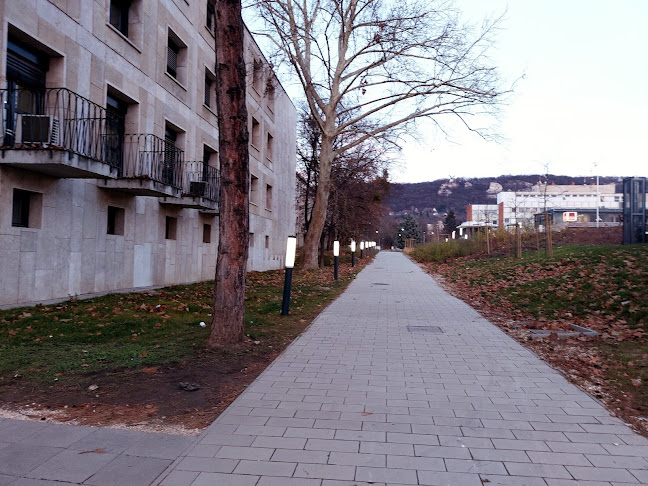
top-left (407, 326), bottom-right (443, 333)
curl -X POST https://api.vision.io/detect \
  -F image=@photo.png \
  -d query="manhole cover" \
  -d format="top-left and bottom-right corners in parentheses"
top-left (372, 283), bottom-right (390, 285)
top-left (407, 326), bottom-right (443, 333)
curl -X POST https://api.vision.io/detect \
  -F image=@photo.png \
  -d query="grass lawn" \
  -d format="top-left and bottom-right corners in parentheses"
top-left (0, 253), bottom-right (372, 430)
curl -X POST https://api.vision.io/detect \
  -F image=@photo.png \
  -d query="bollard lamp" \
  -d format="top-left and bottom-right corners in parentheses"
top-left (333, 241), bottom-right (339, 280)
top-left (281, 236), bottom-right (297, 316)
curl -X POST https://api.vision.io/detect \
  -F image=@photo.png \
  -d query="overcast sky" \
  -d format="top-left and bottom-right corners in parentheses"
top-left (246, 1), bottom-right (648, 184)
top-left (393, 0), bottom-right (648, 183)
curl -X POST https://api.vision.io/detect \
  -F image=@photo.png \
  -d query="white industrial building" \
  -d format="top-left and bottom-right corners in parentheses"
top-left (0, 0), bottom-right (296, 307)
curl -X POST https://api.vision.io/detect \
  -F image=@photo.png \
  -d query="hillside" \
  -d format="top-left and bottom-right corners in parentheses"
top-left (387, 174), bottom-right (623, 222)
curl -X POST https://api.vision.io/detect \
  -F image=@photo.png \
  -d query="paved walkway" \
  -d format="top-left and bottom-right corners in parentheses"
top-left (2, 252), bottom-right (648, 485)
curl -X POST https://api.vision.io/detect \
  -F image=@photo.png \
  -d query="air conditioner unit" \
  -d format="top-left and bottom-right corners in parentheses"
top-left (16, 114), bottom-right (60, 146)
top-left (189, 181), bottom-right (208, 197)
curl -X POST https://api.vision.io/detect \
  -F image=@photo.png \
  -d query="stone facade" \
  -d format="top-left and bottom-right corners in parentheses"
top-left (0, 0), bottom-right (296, 307)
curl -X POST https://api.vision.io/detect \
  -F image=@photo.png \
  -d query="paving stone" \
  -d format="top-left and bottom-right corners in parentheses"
top-left (25, 449), bottom-right (117, 483)
top-left (566, 465), bottom-right (640, 482)
top-left (0, 444), bottom-right (63, 476)
top-left (190, 472), bottom-right (259, 485)
top-left (159, 470), bottom-right (199, 486)
top-left (123, 433), bottom-right (195, 460)
top-left (355, 466), bottom-right (418, 484)
top-left (417, 470), bottom-right (482, 486)
top-left (85, 454), bottom-right (171, 486)
top-left (293, 463), bottom-right (355, 480)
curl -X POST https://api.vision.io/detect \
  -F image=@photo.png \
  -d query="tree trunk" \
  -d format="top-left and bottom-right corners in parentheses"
top-left (302, 135), bottom-right (333, 269)
top-left (208, 0), bottom-right (249, 347)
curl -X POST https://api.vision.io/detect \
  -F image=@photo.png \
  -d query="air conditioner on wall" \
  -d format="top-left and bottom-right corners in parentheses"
top-left (189, 181), bottom-right (208, 197)
top-left (16, 114), bottom-right (61, 146)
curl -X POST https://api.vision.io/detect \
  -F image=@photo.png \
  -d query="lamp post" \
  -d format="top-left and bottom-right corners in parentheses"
top-left (350, 240), bottom-right (356, 267)
top-left (333, 241), bottom-right (339, 280)
top-left (360, 241), bottom-right (364, 259)
top-left (281, 236), bottom-right (297, 316)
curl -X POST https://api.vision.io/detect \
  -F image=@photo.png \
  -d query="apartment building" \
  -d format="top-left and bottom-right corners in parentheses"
top-left (0, 0), bottom-right (297, 307)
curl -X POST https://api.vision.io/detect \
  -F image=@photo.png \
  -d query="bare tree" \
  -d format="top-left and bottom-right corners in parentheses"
top-left (208, 0), bottom-right (250, 347)
top-left (255, 0), bottom-right (508, 268)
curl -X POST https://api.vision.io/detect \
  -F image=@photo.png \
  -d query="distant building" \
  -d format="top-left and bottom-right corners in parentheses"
top-left (497, 184), bottom-right (621, 228)
top-left (0, 1), bottom-right (296, 307)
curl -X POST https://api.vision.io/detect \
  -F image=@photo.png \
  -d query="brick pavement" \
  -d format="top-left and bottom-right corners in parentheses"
top-left (158, 251), bottom-right (648, 485)
top-left (2, 251), bottom-right (648, 485)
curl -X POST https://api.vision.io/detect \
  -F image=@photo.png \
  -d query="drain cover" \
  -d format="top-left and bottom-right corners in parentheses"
top-left (372, 282), bottom-right (390, 285)
top-left (407, 326), bottom-right (443, 333)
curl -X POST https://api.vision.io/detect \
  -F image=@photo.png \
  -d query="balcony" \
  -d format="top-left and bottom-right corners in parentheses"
top-left (159, 161), bottom-right (220, 211)
top-left (100, 134), bottom-right (183, 197)
top-left (0, 88), bottom-right (118, 178)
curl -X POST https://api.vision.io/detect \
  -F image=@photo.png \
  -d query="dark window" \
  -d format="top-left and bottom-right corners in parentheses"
top-left (206, 0), bottom-right (216, 34)
top-left (163, 127), bottom-right (178, 186)
top-left (12, 189), bottom-right (31, 227)
top-left (167, 38), bottom-right (179, 78)
top-left (265, 235), bottom-right (269, 249)
top-left (5, 38), bottom-right (49, 146)
top-left (107, 206), bottom-right (125, 235)
top-left (105, 93), bottom-right (128, 169)
top-left (165, 216), bottom-right (177, 240)
top-left (203, 223), bottom-right (211, 243)
top-left (204, 76), bottom-right (213, 107)
top-left (109, 0), bottom-right (131, 37)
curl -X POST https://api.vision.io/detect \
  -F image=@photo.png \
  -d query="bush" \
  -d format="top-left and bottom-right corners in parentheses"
top-left (410, 239), bottom-right (482, 263)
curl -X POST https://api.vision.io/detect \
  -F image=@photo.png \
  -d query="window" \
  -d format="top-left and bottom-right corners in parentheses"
top-left (250, 174), bottom-right (259, 205)
top-left (109, 0), bottom-right (131, 37)
top-left (12, 189), bottom-right (42, 228)
top-left (204, 76), bottom-right (213, 107)
top-left (265, 184), bottom-right (273, 210)
top-left (251, 117), bottom-right (261, 148)
top-left (163, 125), bottom-right (179, 186)
top-left (265, 235), bottom-right (269, 249)
top-left (203, 223), bottom-right (211, 243)
top-left (165, 216), bottom-right (177, 240)
top-left (249, 232), bottom-right (255, 247)
top-left (206, 0), bottom-right (216, 34)
top-left (166, 30), bottom-right (188, 84)
top-left (266, 132), bottom-right (274, 161)
top-left (105, 93), bottom-right (128, 168)
top-left (204, 69), bottom-right (216, 108)
top-left (252, 59), bottom-right (263, 93)
top-left (266, 82), bottom-right (275, 112)
top-left (12, 190), bottom-right (31, 227)
top-left (167, 37), bottom-right (180, 78)
top-left (107, 206), bottom-right (125, 235)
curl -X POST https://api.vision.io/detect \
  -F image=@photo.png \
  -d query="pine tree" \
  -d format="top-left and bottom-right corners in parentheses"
top-left (396, 214), bottom-right (420, 248)
top-left (444, 211), bottom-right (458, 235)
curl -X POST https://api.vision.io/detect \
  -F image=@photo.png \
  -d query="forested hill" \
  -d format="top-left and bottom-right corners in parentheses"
top-left (387, 175), bottom-right (622, 221)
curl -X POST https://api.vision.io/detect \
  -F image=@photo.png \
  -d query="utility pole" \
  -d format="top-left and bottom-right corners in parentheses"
top-left (596, 174), bottom-right (600, 228)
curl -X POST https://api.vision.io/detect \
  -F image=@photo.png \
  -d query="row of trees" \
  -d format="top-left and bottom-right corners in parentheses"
top-left (210, 0), bottom-right (508, 344)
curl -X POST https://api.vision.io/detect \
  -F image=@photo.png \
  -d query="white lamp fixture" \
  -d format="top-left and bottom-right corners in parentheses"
top-left (333, 241), bottom-right (340, 257)
top-left (350, 241), bottom-right (356, 252)
top-left (360, 241), bottom-right (365, 250)
top-left (285, 236), bottom-right (297, 268)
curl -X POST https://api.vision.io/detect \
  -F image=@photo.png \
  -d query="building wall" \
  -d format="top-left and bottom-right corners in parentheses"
top-left (0, 0), bottom-right (296, 306)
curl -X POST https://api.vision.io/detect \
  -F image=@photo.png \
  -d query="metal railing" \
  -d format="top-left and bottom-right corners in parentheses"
top-left (183, 160), bottom-right (220, 202)
top-left (120, 133), bottom-right (184, 189)
top-left (0, 87), bottom-right (119, 167)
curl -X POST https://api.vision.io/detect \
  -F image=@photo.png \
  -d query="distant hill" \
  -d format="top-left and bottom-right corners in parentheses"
top-left (387, 175), bottom-right (623, 222)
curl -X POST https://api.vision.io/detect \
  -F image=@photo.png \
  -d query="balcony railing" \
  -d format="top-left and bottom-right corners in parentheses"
top-left (120, 134), bottom-right (184, 189)
top-left (183, 161), bottom-right (220, 202)
top-left (1, 87), bottom-right (118, 167)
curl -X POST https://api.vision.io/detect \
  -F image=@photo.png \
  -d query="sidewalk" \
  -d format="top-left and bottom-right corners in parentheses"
top-left (3, 252), bottom-right (648, 485)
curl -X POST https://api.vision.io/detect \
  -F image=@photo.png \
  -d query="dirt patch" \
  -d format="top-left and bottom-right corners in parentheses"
top-left (0, 342), bottom-right (276, 434)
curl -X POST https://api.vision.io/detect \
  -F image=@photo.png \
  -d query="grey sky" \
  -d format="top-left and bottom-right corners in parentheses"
top-left (395, 0), bottom-right (648, 182)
